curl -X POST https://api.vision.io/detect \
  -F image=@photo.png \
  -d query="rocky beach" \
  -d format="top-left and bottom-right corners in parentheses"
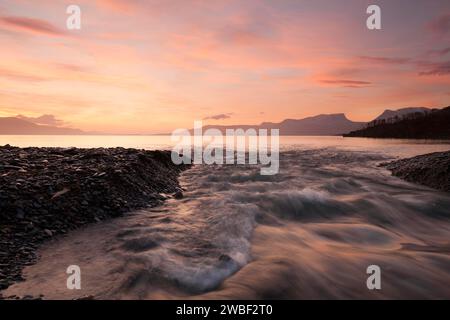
top-left (382, 151), bottom-right (450, 192)
top-left (0, 145), bottom-right (187, 293)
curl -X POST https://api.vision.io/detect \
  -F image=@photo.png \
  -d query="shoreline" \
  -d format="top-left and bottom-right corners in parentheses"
top-left (382, 151), bottom-right (450, 192)
top-left (0, 145), bottom-right (188, 293)
top-left (1, 145), bottom-right (449, 299)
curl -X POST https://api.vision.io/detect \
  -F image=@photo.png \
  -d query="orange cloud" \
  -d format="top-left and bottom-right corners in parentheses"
top-left (427, 47), bottom-right (450, 57)
top-left (358, 56), bottom-right (411, 65)
top-left (320, 79), bottom-right (372, 88)
top-left (418, 61), bottom-right (450, 76)
top-left (95, 0), bottom-right (142, 13)
top-left (0, 67), bottom-right (49, 82)
top-left (0, 16), bottom-right (65, 36)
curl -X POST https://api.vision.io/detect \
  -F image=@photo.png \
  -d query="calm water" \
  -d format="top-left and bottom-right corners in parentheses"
top-left (2, 136), bottom-right (450, 299)
top-left (2, 135), bottom-right (450, 158)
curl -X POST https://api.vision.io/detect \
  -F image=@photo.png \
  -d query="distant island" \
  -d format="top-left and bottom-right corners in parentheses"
top-left (344, 106), bottom-right (450, 139)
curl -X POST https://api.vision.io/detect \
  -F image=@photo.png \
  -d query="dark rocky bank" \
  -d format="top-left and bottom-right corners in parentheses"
top-left (0, 145), bottom-right (188, 292)
top-left (382, 151), bottom-right (450, 192)
top-left (344, 106), bottom-right (450, 139)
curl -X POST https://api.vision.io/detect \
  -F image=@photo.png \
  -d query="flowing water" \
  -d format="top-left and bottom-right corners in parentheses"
top-left (2, 136), bottom-right (450, 299)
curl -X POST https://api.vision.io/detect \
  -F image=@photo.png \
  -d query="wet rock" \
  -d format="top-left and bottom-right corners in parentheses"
top-left (382, 151), bottom-right (450, 192)
top-left (174, 189), bottom-right (184, 199)
top-left (44, 229), bottom-right (53, 237)
top-left (0, 145), bottom-right (189, 292)
top-left (16, 208), bottom-right (25, 219)
top-left (219, 254), bottom-right (233, 263)
top-left (51, 188), bottom-right (70, 200)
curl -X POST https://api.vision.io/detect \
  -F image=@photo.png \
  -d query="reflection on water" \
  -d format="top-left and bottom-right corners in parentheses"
top-left (2, 138), bottom-right (450, 299)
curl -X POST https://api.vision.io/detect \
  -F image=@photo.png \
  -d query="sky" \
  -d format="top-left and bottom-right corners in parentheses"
top-left (0, 0), bottom-right (449, 134)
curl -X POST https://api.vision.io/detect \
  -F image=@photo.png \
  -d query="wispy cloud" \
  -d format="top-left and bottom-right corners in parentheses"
top-left (0, 16), bottom-right (65, 36)
top-left (54, 63), bottom-right (82, 71)
top-left (0, 68), bottom-right (49, 82)
top-left (358, 56), bottom-right (411, 65)
top-left (418, 60), bottom-right (450, 76)
top-left (95, 0), bottom-right (138, 13)
top-left (428, 12), bottom-right (450, 36)
top-left (427, 47), bottom-right (450, 57)
top-left (203, 113), bottom-right (233, 120)
top-left (320, 79), bottom-right (371, 88)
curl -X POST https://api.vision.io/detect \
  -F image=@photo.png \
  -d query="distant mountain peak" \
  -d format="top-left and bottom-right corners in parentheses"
top-left (345, 106), bottom-right (450, 139)
top-left (317, 113), bottom-right (348, 120)
top-left (0, 116), bottom-right (85, 135)
top-left (201, 113), bottom-right (365, 136)
top-left (267, 113), bottom-right (349, 125)
top-left (375, 107), bottom-right (431, 121)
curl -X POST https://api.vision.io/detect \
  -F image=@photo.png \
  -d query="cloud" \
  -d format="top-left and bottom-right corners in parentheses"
top-left (331, 68), bottom-right (365, 77)
top-left (427, 47), bottom-right (450, 57)
top-left (217, 12), bottom-right (276, 47)
top-left (219, 27), bottom-right (272, 46)
top-left (203, 113), bottom-right (233, 120)
top-left (0, 63), bottom-right (89, 83)
top-left (428, 13), bottom-right (450, 36)
top-left (55, 63), bottom-right (88, 72)
top-left (320, 79), bottom-right (371, 88)
top-left (0, 16), bottom-right (65, 36)
top-left (95, 0), bottom-right (138, 13)
top-left (0, 68), bottom-right (49, 82)
top-left (358, 56), bottom-right (411, 64)
top-left (16, 114), bottom-right (65, 126)
top-left (418, 61), bottom-right (450, 76)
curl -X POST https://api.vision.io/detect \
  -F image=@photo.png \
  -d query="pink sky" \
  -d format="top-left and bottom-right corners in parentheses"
top-left (0, 0), bottom-right (449, 134)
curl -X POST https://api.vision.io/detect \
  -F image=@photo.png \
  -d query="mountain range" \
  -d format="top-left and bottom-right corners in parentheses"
top-left (197, 113), bottom-right (365, 136)
top-left (0, 117), bottom-right (85, 135)
top-left (0, 107), bottom-right (443, 136)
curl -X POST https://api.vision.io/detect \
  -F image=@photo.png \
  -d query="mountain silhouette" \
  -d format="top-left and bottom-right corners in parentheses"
top-left (197, 113), bottom-right (365, 136)
top-left (344, 106), bottom-right (450, 139)
top-left (374, 107), bottom-right (432, 121)
top-left (0, 117), bottom-right (85, 135)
